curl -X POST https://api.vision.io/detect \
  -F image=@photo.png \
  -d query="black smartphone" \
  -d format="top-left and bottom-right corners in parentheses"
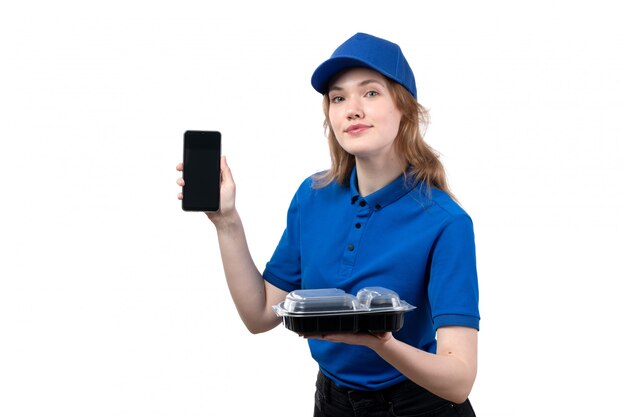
top-left (182, 130), bottom-right (221, 212)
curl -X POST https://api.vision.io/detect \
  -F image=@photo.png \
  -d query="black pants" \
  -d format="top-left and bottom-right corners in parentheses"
top-left (314, 370), bottom-right (476, 417)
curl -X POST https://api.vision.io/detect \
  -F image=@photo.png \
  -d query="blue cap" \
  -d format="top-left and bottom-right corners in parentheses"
top-left (311, 32), bottom-right (417, 98)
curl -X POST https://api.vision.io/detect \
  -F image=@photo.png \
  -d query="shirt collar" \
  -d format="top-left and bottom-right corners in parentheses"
top-left (349, 166), bottom-right (414, 209)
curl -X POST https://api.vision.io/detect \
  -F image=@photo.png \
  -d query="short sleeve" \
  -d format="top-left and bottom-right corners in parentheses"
top-left (262, 190), bottom-right (302, 292)
top-left (428, 214), bottom-right (480, 330)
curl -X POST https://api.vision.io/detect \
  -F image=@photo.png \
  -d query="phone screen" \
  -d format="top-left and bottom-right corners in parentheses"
top-left (182, 130), bottom-right (221, 212)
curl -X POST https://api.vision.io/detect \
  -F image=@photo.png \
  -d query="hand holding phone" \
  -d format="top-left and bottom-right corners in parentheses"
top-left (182, 130), bottom-right (221, 212)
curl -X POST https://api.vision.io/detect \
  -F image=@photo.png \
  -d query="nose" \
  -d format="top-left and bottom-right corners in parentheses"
top-left (346, 99), bottom-right (363, 119)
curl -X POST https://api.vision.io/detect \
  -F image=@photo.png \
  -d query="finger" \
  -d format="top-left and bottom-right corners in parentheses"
top-left (176, 162), bottom-right (183, 171)
top-left (176, 178), bottom-right (185, 186)
top-left (220, 155), bottom-right (234, 183)
top-left (177, 192), bottom-right (183, 200)
top-left (303, 334), bottom-right (326, 340)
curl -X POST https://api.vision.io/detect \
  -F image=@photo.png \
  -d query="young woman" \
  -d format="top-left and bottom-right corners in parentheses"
top-left (177, 32), bottom-right (480, 417)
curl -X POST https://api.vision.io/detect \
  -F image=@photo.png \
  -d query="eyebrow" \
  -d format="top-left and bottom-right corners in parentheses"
top-left (328, 79), bottom-right (386, 92)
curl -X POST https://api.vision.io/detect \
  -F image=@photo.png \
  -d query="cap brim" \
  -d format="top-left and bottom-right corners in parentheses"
top-left (311, 57), bottom-right (377, 95)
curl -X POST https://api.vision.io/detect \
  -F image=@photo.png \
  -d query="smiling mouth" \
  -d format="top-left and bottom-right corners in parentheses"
top-left (346, 124), bottom-right (371, 134)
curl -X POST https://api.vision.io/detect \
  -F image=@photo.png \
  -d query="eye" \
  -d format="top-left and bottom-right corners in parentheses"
top-left (365, 91), bottom-right (379, 97)
top-left (330, 95), bottom-right (344, 103)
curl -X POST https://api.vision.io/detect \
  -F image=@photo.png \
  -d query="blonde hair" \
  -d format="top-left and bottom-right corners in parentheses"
top-left (312, 77), bottom-right (455, 201)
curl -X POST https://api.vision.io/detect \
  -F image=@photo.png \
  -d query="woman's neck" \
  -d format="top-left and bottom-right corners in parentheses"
top-left (355, 155), bottom-right (407, 197)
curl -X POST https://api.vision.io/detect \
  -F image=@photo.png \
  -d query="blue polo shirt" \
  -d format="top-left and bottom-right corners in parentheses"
top-left (263, 168), bottom-right (480, 391)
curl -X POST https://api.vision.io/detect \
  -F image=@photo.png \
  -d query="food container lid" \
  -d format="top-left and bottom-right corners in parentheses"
top-left (273, 286), bottom-right (416, 317)
top-left (356, 287), bottom-right (402, 310)
top-left (280, 288), bottom-right (360, 314)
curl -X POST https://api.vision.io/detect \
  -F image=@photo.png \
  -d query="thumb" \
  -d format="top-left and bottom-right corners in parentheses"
top-left (220, 155), bottom-right (234, 183)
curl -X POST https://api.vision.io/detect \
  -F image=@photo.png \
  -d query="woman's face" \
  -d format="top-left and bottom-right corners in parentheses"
top-left (327, 67), bottom-right (402, 163)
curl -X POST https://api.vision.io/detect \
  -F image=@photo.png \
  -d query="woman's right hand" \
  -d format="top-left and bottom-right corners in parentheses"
top-left (176, 156), bottom-right (237, 226)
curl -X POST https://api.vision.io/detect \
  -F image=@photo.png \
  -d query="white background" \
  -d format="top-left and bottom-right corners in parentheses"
top-left (1, 1), bottom-right (625, 416)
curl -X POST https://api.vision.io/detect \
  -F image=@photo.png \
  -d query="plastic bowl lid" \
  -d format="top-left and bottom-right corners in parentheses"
top-left (356, 287), bottom-right (402, 309)
top-left (282, 289), bottom-right (360, 313)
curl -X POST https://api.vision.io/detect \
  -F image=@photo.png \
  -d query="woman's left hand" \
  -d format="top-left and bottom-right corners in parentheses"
top-left (303, 331), bottom-right (393, 351)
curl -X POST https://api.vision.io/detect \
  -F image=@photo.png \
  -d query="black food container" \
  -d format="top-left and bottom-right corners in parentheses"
top-left (273, 287), bottom-right (416, 334)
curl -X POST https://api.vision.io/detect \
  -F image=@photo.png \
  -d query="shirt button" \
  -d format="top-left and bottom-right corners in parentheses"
top-left (347, 244), bottom-right (354, 251)
top-left (355, 223), bottom-right (361, 229)
top-left (359, 200), bottom-right (366, 207)
top-left (375, 204), bottom-right (381, 210)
